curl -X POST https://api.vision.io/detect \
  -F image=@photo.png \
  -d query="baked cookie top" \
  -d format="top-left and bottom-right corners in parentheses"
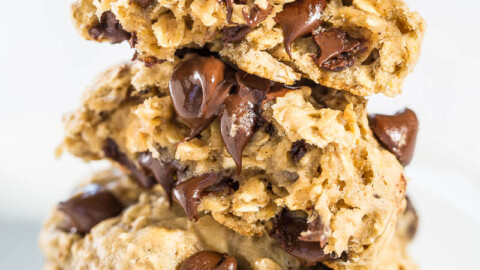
top-left (71, 0), bottom-right (425, 97)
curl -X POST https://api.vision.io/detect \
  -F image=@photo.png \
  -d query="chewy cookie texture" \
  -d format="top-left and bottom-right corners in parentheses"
top-left (71, 0), bottom-right (425, 97)
top-left (60, 54), bottom-right (419, 269)
top-left (40, 169), bottom-right (418, 270)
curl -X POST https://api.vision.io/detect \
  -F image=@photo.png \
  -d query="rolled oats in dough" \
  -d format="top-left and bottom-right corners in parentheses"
top-left (40, 169), bottom-right (418, 270)
top-left (71, 0), bottom-right (425, 96)
top-left (60, 58), bottom-right (412, 269)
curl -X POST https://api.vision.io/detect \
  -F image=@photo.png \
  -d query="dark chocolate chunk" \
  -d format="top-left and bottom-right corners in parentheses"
top-left (298, 216), bottom-right (329, 248)
top-left (180, 251), bottom-right (237, 270)
top-left (220, 71), bottom-right (270, 173)
top-left (138, 152), bottom-right (177, 204)
top-left (58, 184), bottom-right (123, 235)
top-left (172, 174), bottom-right (221, 221)
top-left (275, 0), bottom-right (327, 58)
top-left (242, 4), bottom-right (273, 28)
top-left (223, 25), bottom-right (253, 44)
top-left (89, 11), bottom-right (131, 44)
top-left (313, 29), bottom-right (367, 72)
top-left (289, 140), bottom-right (308, 163)
top-left (169, 56), bottom-right (235, 138)
top-left (269, 210), bottom-right (333, 266)
top-left (103, 138), bottom-right (156, 188)
top-left (130, 0), bottom-right (153, 9)
top-left (368, 109), bottom-right (419, 166)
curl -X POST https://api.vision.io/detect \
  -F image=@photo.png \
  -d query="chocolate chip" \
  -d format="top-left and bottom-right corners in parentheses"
top-left (138, 152), bottom-right (177, 204)
top-left (89, 11), bottom-right (131, 44)
top-left (368, 109), bottom-right (419, 166)
top-left (269, 210), bottom-right (333, 266)
top-left (313, 29), bottom-right (367, 72)
top-left (242, 4), bottom-right (273, 28)
top-left (223, 2), bottom-right (271, 44)
top-left (220, 72), bottom-right (270, 173)
top-left (103, 138), bottom-right (156, 188)
top-left (172, 174), bottom-right (221, 221)
top-left (289, 140), bottom-right (308, 163)
top-left (222, 0), bottom-right (240, 24)
top-left (275, 0), bottom-right (327, 58)
top-left (58, 184), bottom-right (123, 235)
top-left (298, 216), bottom-right (329, 248)
top-left (223, 26), bottom-right (253, 44)
top-left (130, 0), bottom-right (153, 8)
top-left (169, 56), bottom-right (235, 138)
top-left (180, 251), bottom-right (237, 270)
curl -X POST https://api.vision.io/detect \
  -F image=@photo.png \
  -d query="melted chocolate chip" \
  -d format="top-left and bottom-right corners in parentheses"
top-left (242, 4), bottom-right (273, 28)
top-left (180, 251), bottom-right (237, 270)
top-left (138, 152), bottom-right (177, 204)
top-left (220, 72), bottom-right (270, 173)
top-left (172, 174), bottom-right (221, 221)
top-left (223, 26), bottom-right (253, 44)
top-left (368, 109), bottom-right (419, 166)
top-left (103, 138), bottom-right (156, 188)
top-left (313, 29), bottom-right (367, 72)
top-left (130, 0), bottom-right (153, 8)
top-left (289, 140), bottom-right (308, 163)
top-left (89, 11), bottom-right (131, 44)
top-left (58, 184), bottom-right (123, 235)
top-left (169, 56), bottom-right (235, 138)
top-left (269, 210), bottom-right (332, 266)
top-left (298, 216), bottom-right (329, 248)
top-left (223, 1), bottom-right (271, 44)
top-left (275, 0), bottom-right (327, 58)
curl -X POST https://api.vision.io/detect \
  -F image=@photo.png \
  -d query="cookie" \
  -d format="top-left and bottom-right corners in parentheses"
top-left (71, 0), bottom-right (425, 96)
top-left (39, 168), bottom-right (418, 270)
top-left (60, 55), bottom-right (419, 268)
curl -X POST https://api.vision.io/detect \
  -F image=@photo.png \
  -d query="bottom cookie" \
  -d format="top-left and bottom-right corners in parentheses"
top-left (39, 169), bottom-right (418, 270)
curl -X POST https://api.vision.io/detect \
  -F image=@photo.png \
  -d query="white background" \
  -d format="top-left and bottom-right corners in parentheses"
top-left (0, 0), bottom-right (479, 269)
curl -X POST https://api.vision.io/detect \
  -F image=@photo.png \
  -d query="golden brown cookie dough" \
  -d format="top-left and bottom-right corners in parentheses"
top-left (60, 58), bottom-right (411, 268)
top-left (71, 0), bottom-right (425, 96)
top-left (39, 169), bottom-right (417, 270)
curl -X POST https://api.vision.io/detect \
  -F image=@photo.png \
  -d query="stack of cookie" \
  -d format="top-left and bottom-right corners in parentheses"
top-left (40, 0), bottom-right (425, 269)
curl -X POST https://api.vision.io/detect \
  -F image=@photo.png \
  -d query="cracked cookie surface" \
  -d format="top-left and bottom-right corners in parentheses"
top-left (39, 169), bottom-right (418, 270)
top-left (71, 0), bottom-right (425, 96)
top-left (60, 58), bottom-right (412, 269)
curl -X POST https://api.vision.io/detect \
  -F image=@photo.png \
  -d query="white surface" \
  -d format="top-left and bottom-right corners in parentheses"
top-left (0, 0), bottom-right (479, 269)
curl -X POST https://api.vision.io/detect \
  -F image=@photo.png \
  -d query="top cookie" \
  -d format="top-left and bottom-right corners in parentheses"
top-left (71, 0), bottom-right (425, 97)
